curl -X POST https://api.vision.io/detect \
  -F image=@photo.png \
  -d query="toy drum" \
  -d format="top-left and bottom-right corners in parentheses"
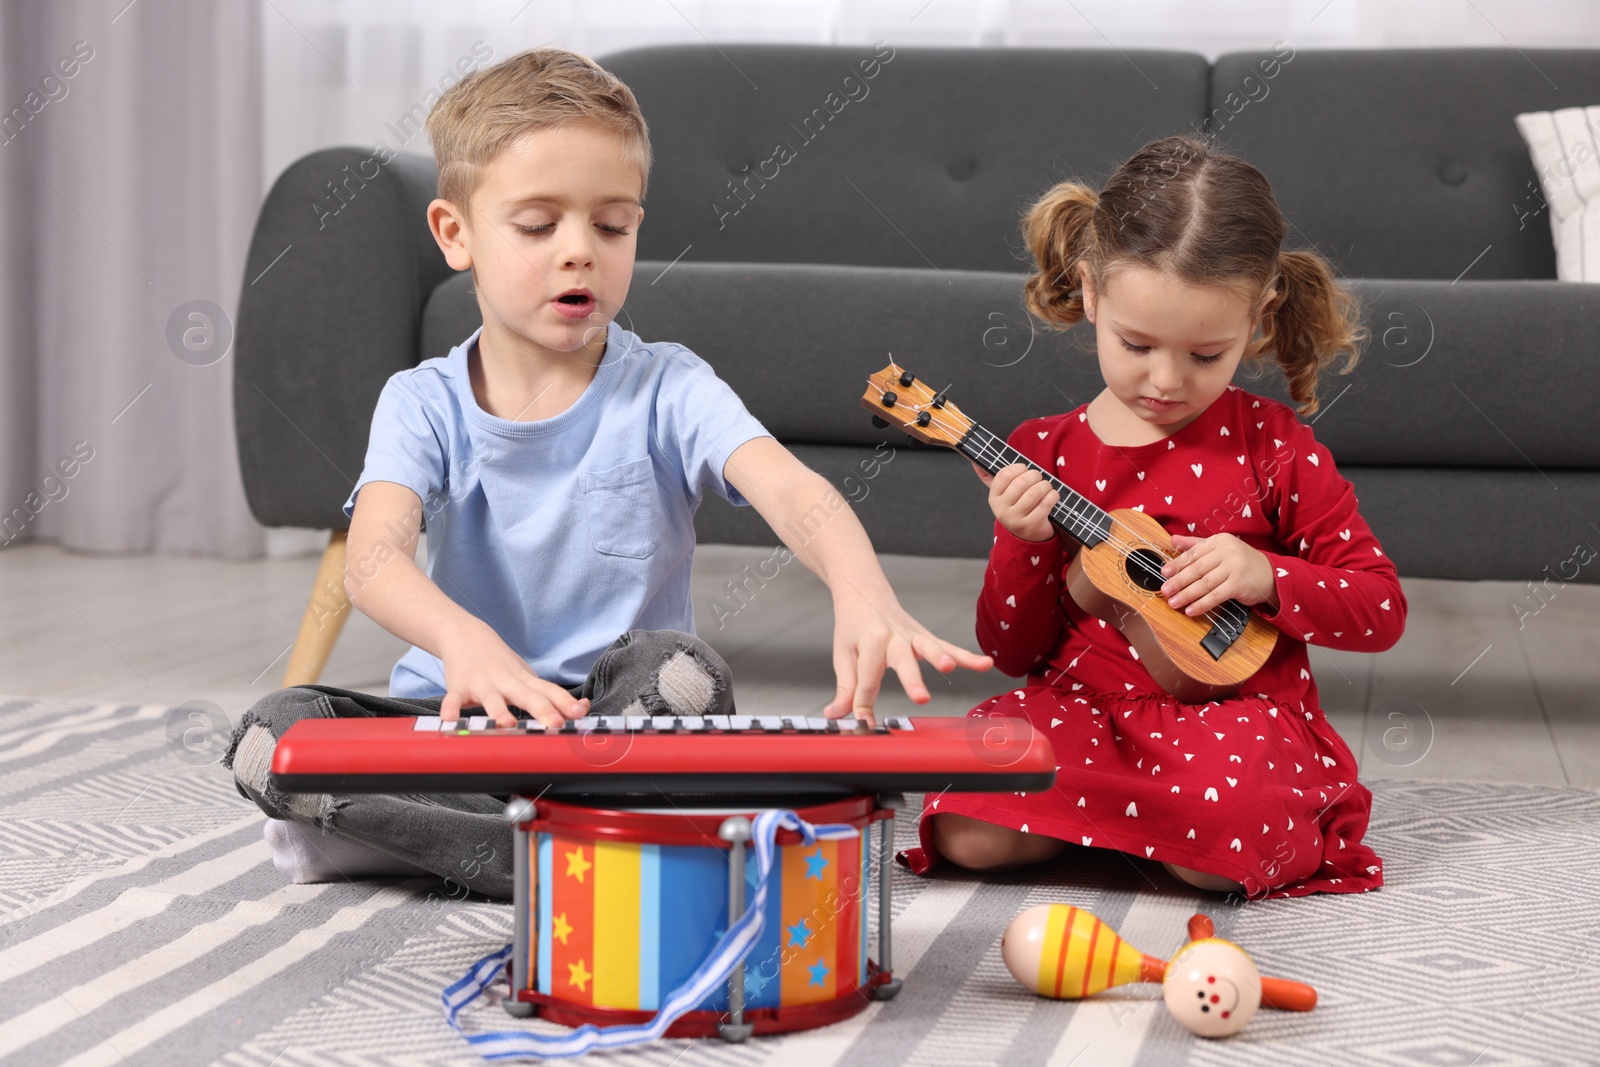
top-left (502, 793), bottom-right (904, 1039)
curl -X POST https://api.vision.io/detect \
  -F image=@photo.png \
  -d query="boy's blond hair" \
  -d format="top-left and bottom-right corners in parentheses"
top-left (424, 47), bottom-right (652, 214)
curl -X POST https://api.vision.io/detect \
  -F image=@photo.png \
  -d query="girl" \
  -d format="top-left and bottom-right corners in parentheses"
top-left (903, 133), bottom-right (1405, 899)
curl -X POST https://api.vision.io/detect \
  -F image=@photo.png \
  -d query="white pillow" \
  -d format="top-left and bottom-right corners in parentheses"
top-left (1515, 106), bottom-right (1600, 282)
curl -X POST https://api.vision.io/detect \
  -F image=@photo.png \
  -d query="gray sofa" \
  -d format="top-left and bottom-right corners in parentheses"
top-left (236, 45), bottom-right (1600, 600)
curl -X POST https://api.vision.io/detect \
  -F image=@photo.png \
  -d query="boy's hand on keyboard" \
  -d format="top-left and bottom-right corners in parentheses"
top-left (438, 620), bottom-right (589, 730)
top-left (823, 589), bottom-right (993, 726)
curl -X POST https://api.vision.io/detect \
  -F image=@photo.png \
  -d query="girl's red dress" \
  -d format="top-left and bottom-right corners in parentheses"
top-left (905, 385), bottom-right (1406, 899)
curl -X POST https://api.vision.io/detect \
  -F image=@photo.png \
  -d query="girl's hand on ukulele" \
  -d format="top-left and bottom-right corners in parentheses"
top-left (971, 461), bottom-right (1059, 543)
top-left (1160, 533), bottom-right (1281, 617)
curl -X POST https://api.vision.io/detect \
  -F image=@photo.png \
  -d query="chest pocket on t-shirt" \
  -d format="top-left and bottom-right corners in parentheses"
top-left (580, 457), bottom-right (658, 558)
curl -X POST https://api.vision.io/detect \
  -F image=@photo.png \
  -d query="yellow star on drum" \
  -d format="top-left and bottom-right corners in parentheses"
top-left (565, 846), bottom-right (592, 883)
top-left (553, 912), bottom-right (574, 945)
top-left (567, 958), bottom-right (592, 992)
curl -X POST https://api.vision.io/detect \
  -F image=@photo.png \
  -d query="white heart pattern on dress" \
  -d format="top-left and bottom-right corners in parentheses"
top-left (1191, 463), bottom-right (1203, 477)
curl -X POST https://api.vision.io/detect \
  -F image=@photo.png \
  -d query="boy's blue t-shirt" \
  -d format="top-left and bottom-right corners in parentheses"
top-left (341, 320), bottom-right (771, 697)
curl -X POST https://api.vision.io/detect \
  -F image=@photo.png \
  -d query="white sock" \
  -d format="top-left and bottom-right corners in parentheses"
top-left (262, 818), bottom-right (430, 884)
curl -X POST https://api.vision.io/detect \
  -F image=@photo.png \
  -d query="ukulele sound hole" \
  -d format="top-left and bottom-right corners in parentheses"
top-left (1125, 548), bottom-right (1168, 593)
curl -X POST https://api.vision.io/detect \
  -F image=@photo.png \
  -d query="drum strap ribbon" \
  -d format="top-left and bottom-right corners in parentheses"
top-left (443, 807), bottom-right (861, 1060)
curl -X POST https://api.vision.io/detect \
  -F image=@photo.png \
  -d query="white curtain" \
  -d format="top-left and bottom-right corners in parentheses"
top-left (0, 0), bottom-right (264, 558)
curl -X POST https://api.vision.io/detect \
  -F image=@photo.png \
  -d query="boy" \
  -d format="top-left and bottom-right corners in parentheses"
top-left (223, 48), bottom-right (991, 898)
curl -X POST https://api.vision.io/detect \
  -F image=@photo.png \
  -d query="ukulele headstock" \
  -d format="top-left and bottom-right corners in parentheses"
top-left (860, 363), bottom-right (974, 449)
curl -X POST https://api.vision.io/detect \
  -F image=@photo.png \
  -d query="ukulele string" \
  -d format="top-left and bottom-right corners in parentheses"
top-left (875, 378), bottom-right (1204, 600)
top-left (963, 427), bottom-right (1240, 629)
top-left (963, 422), bottom-right (1248, 630)
top-left (896, 396), bottom-right (1247, 633)
top-left (965, 424), bottom-right (1247, 632)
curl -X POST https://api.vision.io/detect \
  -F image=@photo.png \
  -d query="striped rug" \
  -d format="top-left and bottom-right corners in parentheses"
top-left (0, 696), bottom-right (1596, 1066)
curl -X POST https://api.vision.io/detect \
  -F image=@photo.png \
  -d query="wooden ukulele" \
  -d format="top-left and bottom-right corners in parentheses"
top-left (861, 363), bottom-right (1278, 702)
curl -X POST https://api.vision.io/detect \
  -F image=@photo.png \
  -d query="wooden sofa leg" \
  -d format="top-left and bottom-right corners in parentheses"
top-left (282, 529), bottom-right (352, 687)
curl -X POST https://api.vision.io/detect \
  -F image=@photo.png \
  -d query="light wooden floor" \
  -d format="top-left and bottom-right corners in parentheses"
top-left (1, 540), bottom-right (1595, 788)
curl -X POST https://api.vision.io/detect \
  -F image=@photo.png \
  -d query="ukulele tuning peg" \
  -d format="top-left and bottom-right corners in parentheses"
top-left (898, 371), bottom-right (915, 386)
top-left (871, 415), bottom-right (889, 429)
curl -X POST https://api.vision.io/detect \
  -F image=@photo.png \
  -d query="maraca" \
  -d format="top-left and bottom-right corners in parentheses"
top-left (1000, 905), bottom-right (1317, 1037)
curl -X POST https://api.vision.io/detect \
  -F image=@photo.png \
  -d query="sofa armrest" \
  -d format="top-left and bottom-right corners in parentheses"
top-left (235, 147), bottom-right (452, 530)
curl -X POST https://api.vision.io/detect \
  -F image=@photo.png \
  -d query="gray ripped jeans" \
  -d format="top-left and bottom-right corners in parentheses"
top-left (222, 629), bottom-right (734, 899)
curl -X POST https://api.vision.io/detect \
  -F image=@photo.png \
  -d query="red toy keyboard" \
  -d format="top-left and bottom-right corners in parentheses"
top-left (269, 714), bottom-right (1056, 797)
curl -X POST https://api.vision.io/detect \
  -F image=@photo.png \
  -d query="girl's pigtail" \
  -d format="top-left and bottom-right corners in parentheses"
top-left (1022, 183), bottom-right (1099, 330)
top-left (1255, 249), bottom-right (1369, 418)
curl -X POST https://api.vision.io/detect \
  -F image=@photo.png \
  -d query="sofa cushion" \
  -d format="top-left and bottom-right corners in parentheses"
top-left (599, 44), bottom-right (1210, 274)
top-left (1208, 48), bottom-right (1600, 281)
top-left (425, 265), bottom-right (1600, 470)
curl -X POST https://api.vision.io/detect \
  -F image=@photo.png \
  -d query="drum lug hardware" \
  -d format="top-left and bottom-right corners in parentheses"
top-left (717, 815), bottom-right (756, 1043)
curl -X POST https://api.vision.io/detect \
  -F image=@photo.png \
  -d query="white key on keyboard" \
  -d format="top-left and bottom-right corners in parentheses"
top-left (680, 716), bottom-right (708, 731)
top-left (728, 715), bottom-right (754, 732)
top-left (708, 715), bottom-right (733, 731)
top-left (624, 715), bottom-right (648, 732)
top-left (755, 716), bottom-right (786, 732)
top-left (651, 716), bottom-right (678, 731)
top-left (783, 716), bottom-right (813, 731)
top-left (597, 715), bottom-right (628, 731)
top-left (413, 716), bottom-right (442, 732)
top-left (572, 718), bottom-right (600, 731)
top-left (523, 719), bottom-right (546, 732)
top-left (806, 717), bottom-right (835, 732)
top-left (885, 716), bottom-right (915, 731)
top-left (467, 716), bottom-right (490, 731)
